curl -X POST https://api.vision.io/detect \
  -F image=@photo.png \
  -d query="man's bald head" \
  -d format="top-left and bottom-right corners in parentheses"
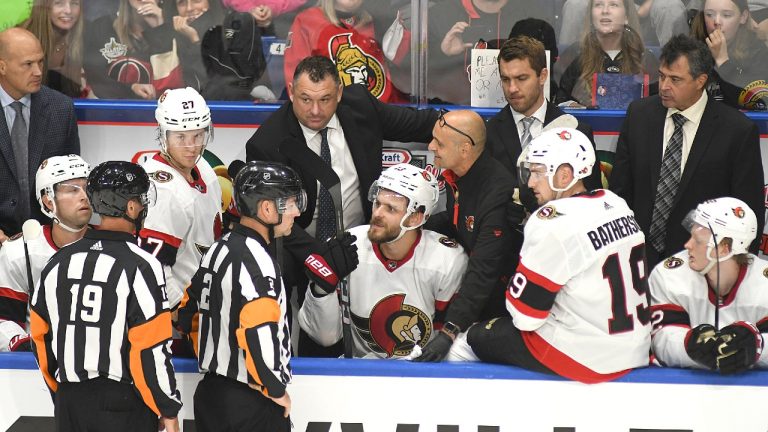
top-left (0, 28), bottom-right (44, 99)
top-left (442, 109), bottom-right (486, 153)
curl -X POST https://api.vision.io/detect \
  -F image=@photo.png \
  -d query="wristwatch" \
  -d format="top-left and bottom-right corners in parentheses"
top-left (442, 321), bottom-right (462, 338)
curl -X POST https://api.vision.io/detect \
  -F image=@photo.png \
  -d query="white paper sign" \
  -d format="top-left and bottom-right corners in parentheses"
top-left (470, 48), bottom-right (551, 107)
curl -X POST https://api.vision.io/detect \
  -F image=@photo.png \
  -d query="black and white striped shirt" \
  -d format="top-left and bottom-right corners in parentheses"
top-left (178, 223), bottom-right (291, 398)
top-left (30, 229), bottom-right (182, 418)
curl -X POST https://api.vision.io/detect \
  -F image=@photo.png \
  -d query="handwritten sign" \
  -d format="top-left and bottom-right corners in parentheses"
top-left (470, 49), bottom-right (551, 107)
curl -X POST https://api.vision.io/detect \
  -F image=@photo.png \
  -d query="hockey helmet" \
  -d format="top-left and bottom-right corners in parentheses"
top-left (36, 154), bottom-right (90, 220)
top-left (87, 161), bottom-right (155, 219)
top-left (155, 87), bottom-right (213, 154)
top-left (234, 161), bottom-right (306, 223)
top-left (518, 127), bottom-right (595, 193)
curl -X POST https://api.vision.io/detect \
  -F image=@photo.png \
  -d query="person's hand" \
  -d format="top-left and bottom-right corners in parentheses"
top-left (173, 16), bottom-right (200, 43)
top-left (268, 391), bottom-right (291, 418)
top-left (158, 416), bottom-right (179, 432)
top-left (413, 331), bottom-right (453, 362)
top-left (716, 321), bottom-right (763, 375)
top-left (131, 83), bottom-right (157, 100)
top-left (136, 0), bottom-right (164, 28)
top-left (304, 232), bottom-right (358, 295)
top-left (0, 228), bottom-right (7, 243)
top-left (685, 324), bottom-right (718, 369)
top-left (250, 5), bottom-right (273, 28)
top-left (9, 334), bottom-right (32, 352)
top-left (506, 198), bottom-right (527, 232)
top-left (705, 28), bottom-right (729, 66)
top-left (440, 21), bottom-right (472, 56)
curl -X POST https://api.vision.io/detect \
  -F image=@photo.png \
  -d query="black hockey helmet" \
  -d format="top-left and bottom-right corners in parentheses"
top-left (234, 161), bottom-right (306, 221)
top-left (87, 161), bottom-right (155, 218)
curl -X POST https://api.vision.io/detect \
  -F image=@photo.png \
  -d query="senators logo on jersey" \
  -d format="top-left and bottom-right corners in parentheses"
top-left (351, 293), bottom-right (432, 358)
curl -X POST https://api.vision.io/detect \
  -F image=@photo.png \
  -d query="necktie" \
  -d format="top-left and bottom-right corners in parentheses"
top-left (10, 101), bottom-right (30, 223)
top-left (520, 117), bottom-right (535, 151)
top-left (648, 113), bottom-right (687, 254)
top-left (316, 128), bottom-right (336, 241)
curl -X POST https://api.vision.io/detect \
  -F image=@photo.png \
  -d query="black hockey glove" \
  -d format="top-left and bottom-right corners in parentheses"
top-left (506, 199), bottom-right (527, 232)
top-left (716, 321), bottom-right (764, 375)
top-left (413, 331), bottom-right (453, 362)
top-left (8, 334), bottom-right (32, 352)
top-left (684, 324), bottom-right (718, 370)
top-left (304, 232), bottom-right (358, 295)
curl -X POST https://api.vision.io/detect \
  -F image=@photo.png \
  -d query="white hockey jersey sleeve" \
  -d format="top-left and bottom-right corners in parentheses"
top-left (298, 289), bottom-right (343, 347)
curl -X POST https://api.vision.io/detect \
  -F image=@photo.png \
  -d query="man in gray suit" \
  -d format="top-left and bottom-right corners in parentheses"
top-left (0, 28), bottom-right (80, 241)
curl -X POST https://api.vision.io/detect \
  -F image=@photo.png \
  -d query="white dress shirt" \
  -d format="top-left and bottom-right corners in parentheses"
top-left (662, 91), bottom-right (708, 173)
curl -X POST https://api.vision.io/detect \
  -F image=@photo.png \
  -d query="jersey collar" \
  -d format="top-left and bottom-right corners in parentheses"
top-left (43, 224), bottom-right (58, 251)
top-left (152, 153), bottom-right (207, 193)
top-left (707, 263), bottom-right (747, 307)
top-left (372, 230), bottom-right (422, 272)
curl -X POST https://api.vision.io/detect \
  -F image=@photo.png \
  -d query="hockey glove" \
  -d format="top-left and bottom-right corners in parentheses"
top-left (684, 324), bottom-right (718, 370)
top-left (506, 199), bottom-right (527, 232)
top-left (716, 321), bottom-right (764, 375)
top-left (304, 232), bottom-right (358, 295)
top-left (413, 331), bottom-right (453, 362)
top-left (9, 334), bottom-right (32, 352)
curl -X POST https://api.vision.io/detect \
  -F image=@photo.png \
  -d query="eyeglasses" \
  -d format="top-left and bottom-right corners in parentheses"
top-left (438, 108), bottom-right (476, 146)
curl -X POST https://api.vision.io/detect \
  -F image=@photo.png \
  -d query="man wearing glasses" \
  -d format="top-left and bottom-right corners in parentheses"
top-left (415, 109), bottom-right (520, 362)
top-left (0, 154), bottom-right (91, 352)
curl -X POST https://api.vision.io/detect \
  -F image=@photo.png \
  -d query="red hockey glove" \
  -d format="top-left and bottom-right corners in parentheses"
top-left (716, 321), bottom-right (764, 375)
top-left (9, 334), bottom-right (32, 352)
top-left (684, 324), bottom-right (718, 370)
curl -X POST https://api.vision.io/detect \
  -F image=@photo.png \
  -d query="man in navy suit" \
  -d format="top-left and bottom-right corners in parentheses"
top-left (0, 28), bottom-right (80, 241)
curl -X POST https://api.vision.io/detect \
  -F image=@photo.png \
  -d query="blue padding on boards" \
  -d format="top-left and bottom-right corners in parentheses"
top-left (3, 352), bottom-right (768, 387)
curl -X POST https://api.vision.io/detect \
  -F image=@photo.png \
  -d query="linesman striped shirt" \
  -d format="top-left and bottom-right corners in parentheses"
top-left (177, 223), bottom-right (291, 398)
top-left (30, 229), bottom-right (182, 418)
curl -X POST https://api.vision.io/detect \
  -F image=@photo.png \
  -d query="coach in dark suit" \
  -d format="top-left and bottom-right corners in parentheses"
top-left (610, 35), bottom-right (764, 270)
top-left (0, 28), bottom-right (80, 241)
top-left (246, 55), bottom-right (437, 356)
top-left (486, 36), bottom-right (602, 211)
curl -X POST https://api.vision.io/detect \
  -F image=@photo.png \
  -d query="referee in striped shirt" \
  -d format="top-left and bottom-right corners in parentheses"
top-left (30, 161), bottom-right (181, 432)
top-left (178, 161), bottom-right (304, 431)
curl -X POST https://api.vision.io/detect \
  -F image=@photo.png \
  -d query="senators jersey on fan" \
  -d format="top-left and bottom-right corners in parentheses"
top-left (649, 252), bottom-right (768, 369)
top-left (299, 225), bottom-right (468, 358)
top-left (507, 190), bottom-right (651, 381)
top-left (140, 153), bottom-right (222, 308)
top-left (29, 229), bottom-right (181, 418)
top-left (177, 224), bottom-right (292, 398)
top-left (0, 226), bottom-right (59, 351)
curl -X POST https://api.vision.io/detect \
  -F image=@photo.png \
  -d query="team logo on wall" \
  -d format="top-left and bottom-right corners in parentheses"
top-left (329, 33), bottom-right (386, 99)
top-left (381, 148), bottom-right (412, 168)
top-left (739, 80), bottom-right (768, 111)
top-left (352, 293), bottom-right (432, 358)
top-left (664, 257), bottom-right (684, 269)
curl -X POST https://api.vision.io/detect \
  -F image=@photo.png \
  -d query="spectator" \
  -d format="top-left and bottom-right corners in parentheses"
top-left (486, 36), bottom-right (602, 212)
top-left (298, 163), bottom-right (468, 359)
top-left (138, 87), bottom-right (222, 309)
top-left (30, 161), bottom-right (181, 432)
top-left (223, 0), bottom-right (305, 18)
top-left (24, 0), bottom-right (90, 98)
top-left (650, 197), bottom-right (768, 374)
top-left (447, 127), bottom-right (652, 384)
top-left (177, 161), bottom-right (299, 431)
top-left (83, 0), bottom-right (182, 99)
top-left (0, 155), bottom-right (90, 353)
top-left (691, 0), bottom-right (768, 110)
top-left (246, 55), bottom-right (437, 356)
top-left (0, 27), bottom-right (80, 241)
top-left (610, 34), bottom-right (764, 270)
top-left (555, 0), bottom-right (659, 106)
top-left (283, 0), bottom-right (409, 103)
top-left (415, 109), bottom-right (519, 362)
top-left (559, 0), bottom-right (689, 48)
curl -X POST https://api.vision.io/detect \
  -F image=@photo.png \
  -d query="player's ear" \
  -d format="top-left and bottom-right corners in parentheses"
top-left (406, 211), bottom-right (425, 228)
top-left (42, 194), bottom-right (54, 212)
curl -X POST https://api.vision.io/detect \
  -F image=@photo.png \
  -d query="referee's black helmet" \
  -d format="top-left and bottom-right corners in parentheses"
top-left (234, 161), bottom-right (306, 219)
top-left (87, 161), bottom-right (154, 218)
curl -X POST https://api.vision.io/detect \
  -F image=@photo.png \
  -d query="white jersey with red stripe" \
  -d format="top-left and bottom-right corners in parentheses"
top-left (649, 252), bottom-right (768, 369)
top-left (139, 153), bottom-right (222, 308)
top-left (298, 225), bottom-right (468, 358)
top-left (507, 189), bottom-right (651, 378)
top-left (0, 225), bottom-right (58, 351)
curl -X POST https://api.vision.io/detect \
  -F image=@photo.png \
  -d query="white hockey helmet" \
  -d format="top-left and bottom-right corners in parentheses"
top-left (35, 155), bottom-right (91, 231)
top-left (682, 197), bottom-right (757, 273)
top-left (368, 163), bottom-right (439, 242)
top-left (518, 127), bottom-right (595, 193)
top-left (155, 87), bottom-right (213, 154)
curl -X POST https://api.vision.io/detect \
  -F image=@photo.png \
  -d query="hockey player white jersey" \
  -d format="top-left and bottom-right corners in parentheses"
top-left (507, 190), bottom-right (651, 380)
top-left (0, 225), bottom-right (58, 351)
top-left (299, 225), bottom-right (468, 358)
top-left (649, 252), bottom-right (768, 369)
top-left (139, 153), bottom-right (222, 308)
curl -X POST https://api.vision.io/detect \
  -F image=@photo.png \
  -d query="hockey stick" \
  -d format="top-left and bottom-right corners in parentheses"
top-left (22, 219), bottom-right (42, 297)
top-left (327, 183), bottom-right (354, 359)
top-left (706, 222), bottom-right (721, 330)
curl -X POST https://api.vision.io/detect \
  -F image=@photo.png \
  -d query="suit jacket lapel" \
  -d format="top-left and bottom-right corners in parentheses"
top-left (675, 100), bottom-right (715, 208)
top-left (28, 92), bottom-right (48, 181)
top-left (495, 105), bottom-right (521, 168)
top-left (648, 102), bottom-right (667, 194)
top-left (0, 106), bottom-right (16, 179)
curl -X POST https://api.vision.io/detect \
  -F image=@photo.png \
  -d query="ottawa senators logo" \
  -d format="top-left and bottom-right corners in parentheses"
top-left (351, 293), bottom-right (432, 358)
top-left (556, 130), bottom-right (572, 140)
top-left (151, 170), bottom-right (173, 183)
top-left (328, 33), bottom-right (386, 99)
top-left (465, 215), bottom-right (475, 232)
top-left (536, 205), bottom-right (562, 220)
top-left (664, 257), bottom-right (684, 269)
top-left (732, 207), bottom-right (746, 218)
top-left (438, 236), bottom-right (458, 248)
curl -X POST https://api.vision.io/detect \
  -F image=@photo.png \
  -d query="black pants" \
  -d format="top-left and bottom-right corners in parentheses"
top-left (194, 373), bottom-right (290, 432)
top-left (467, 316), bottom-right (555, 375)
top-left (56, 377), bottom-right (157, 432)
